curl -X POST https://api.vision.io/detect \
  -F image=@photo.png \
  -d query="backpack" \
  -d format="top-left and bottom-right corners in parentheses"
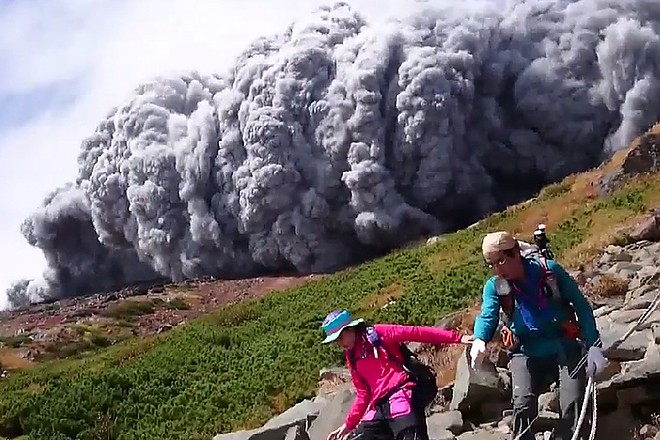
top-left (347, 326), bottom-right (438, 410)
top-left (494, 230), bottom-right (582, 347)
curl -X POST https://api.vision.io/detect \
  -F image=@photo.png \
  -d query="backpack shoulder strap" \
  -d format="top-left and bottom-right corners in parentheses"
top-left (347, 341), bottom-right (371, 393)
top-left (367, 326), bottom-right (410, 369)
top-left (535, 256), bottom-right (562, 301)
top-left (494, 277), bottom-right (515, 325)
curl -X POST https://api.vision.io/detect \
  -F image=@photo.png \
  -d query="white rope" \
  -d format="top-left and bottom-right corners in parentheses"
top-left (570, 376), bottom-right (593, 440)
top-left (588, 379), bottom-right (597, 440)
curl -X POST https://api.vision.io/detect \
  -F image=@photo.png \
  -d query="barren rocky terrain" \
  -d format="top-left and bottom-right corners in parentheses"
top-left (0, 273), bottom-right (321, 374)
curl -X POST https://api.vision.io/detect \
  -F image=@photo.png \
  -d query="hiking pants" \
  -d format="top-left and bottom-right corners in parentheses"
top-left (509, 344), bottom-right (590, 440)
top-left (353, 386), bottom-right (429, 440)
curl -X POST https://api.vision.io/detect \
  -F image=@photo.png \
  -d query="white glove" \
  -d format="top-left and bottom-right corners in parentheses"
top-left (586, 346), bottom-right (608, 378)
top-left (469, 339), bottom-right (487, 369)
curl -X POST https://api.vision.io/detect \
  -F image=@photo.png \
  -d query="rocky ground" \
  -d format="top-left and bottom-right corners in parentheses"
top-left (0, 273), bottom-right (320, 375)
top-left (212, 227), bottom-right (660, 440)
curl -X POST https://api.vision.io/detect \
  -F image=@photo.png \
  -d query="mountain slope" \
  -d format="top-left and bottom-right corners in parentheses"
top-left (1, 123), bottom-right (660, 440)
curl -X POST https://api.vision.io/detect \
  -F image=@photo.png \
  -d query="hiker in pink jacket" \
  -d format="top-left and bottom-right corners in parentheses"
top-left (321, 310), bottom-right (473, 440)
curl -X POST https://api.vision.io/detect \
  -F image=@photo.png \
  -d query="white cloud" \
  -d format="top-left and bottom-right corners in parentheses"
top-left (0, 0), bottom-right (415, 309)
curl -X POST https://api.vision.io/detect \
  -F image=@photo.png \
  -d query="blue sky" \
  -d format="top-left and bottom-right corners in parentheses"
top-left (0, 0), bottom-right (410, 308)
top-left (0, 76), bottom-right (84, 130)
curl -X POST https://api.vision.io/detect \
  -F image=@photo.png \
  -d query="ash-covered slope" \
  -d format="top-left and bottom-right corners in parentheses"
top-left (11, 0), bottom-right (660, 303)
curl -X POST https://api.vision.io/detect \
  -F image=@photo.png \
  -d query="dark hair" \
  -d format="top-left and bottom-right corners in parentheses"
top-left (353, 322), bottom-right (368, 334)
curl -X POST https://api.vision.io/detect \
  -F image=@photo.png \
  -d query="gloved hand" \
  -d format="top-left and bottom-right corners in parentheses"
top-left (586, 346), bottom-right (608, 378)
top-left (469, 338), bottom-right (487, 369)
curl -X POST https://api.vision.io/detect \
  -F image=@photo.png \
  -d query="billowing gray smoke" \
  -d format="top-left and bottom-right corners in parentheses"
top-left (10, 0), bottom-right (660, 304)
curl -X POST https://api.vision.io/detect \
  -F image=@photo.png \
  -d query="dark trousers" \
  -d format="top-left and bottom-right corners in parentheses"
top-left (352, 391), bottom-right (429, 440)
top-left (509, 345), bottom-right (590, 440)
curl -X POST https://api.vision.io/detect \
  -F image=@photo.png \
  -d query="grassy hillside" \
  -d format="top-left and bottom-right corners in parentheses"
top-left (1, 125), bottom-right (659, 440)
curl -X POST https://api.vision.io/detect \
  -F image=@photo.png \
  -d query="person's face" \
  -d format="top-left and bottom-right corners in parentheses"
top-left (485, 247), bottom-right (524, 280)
top-left (336, 327), bottom-right (357, 350)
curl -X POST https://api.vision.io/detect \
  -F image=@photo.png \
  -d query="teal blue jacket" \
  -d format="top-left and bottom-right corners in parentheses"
top-left (473, 257), bottom-right (600, 358)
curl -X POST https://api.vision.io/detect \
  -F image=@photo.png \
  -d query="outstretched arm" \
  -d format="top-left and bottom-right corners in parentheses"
top-left (473, 278), bottom-right (501, 343)
top-left (374, 323), bottom-right (465, 346)
top-left (548, 260), bottom-right (600, 347)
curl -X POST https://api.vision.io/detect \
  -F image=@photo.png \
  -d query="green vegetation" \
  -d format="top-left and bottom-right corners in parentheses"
top-left (163, 296), bottom-right (190, 311)
top-left (100, 300), bottom-right (155, 320)
top-left (0, 333), bottom-right (32, 349)
top-left (0, 169), bottom-right (659, 439)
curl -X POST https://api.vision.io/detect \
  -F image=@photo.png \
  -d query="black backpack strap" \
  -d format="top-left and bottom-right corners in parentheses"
top-left (348, 341), bottom-right (372, 395)
top-left (371, 330), bottom-right (414, 375)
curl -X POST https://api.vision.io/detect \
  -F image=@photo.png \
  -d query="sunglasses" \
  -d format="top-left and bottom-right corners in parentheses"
top-left (484, 249), bottom-right (516, 269)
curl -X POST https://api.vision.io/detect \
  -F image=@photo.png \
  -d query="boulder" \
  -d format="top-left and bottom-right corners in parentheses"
top-left (213, 399), bottom-right (322, 440)
top-left (449, 349), bottom-right (509, 414)
top-left (427, 411), bottom-right (464, 435)
top-left (307, 385), bottom-right (356, 440)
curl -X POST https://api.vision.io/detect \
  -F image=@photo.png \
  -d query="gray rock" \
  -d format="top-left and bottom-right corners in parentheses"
top-left (599, 252), bottom-right (613, 265)
top-left (493, 424), bottom-right (511, 435)
top-left (611, 251), bottom-right (633, 262)
top-left (609, 309), bottom-right (647, 324)
top-left (497, 416), bottom-right (512, 430)
top-left (427, 411), bottom-right (464, 435)
top-left (598, 318), bottom-right (653, 360)
top-left (627, 212), bottom-right (660, 242)
top-left (285, 425), bottom-right (309, 440)
top-left (262, 399), bottom-right (321, 430)
top-left (623, 289), bottom-right (660, 311)
top-left (633, 265), bottom-right (660, 285)
top-left (605, 245), bottom-right (624, 255)
top-left (652, 323), bottom-right (660, 343)
top-left (456, 431), bottom-right (509, 440)
top-left (214, 399), bottom-right (322, 440)
top-left (606, 262), bottom-right (642, 280)
top-left (450, 348), bottom-right (508, 413)
top-left (538, 391), bottom-right (559, 413)
top-left (639, 264), bottom-right (660, 278)
top-left (213, 431), bottom-right (256, 440)
top-left (308, 385), bottom-right (356, 440)
top-left (640, 307), bottom-right (660, 330)
top-left (429, 429), bottom-right (456, 440)
top-left (593, 305), bottom-right (617, 318)
top-left (319, 367), bottom-right (351, 382)
top-left (626, 284), bottom-right (658, 302)
top-left (597, 342), bottom-right (660, 406)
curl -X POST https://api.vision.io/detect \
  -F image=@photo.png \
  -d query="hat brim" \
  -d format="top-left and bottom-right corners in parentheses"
top-left (321, 318), bottom-right (364, 344)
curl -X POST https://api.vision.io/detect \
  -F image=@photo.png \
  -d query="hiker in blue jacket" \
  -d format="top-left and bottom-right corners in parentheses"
top-left (470, 230), bottom-right (608, 440)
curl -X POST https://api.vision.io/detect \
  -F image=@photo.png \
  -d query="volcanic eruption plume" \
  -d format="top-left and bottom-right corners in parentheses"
top-left (9, 0), bottom-right (660, 304)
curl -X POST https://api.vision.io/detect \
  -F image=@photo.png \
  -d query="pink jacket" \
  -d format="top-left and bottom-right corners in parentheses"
top-left (343, 324), bottom-right (463, 430)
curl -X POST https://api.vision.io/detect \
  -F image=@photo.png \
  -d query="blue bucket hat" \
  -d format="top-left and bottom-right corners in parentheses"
top-left (321, 310), bottom-right (364, 344)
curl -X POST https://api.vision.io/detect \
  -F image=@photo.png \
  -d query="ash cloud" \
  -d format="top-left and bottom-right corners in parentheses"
top-left (10, 0), bottom-right (660, 304)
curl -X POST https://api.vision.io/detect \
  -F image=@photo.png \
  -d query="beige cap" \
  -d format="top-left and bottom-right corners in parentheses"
top-left (482, 231), bottom-right (517, 257)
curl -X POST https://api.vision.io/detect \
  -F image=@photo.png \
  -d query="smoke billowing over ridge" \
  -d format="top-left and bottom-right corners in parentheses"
top-left (9, 0), bottom-right (660, 304)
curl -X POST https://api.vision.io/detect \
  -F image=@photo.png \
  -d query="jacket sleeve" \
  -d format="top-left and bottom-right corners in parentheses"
top-left (343, 352), bottom-right (370, 430)
top-left (548, 260), bottom-right (600, 347)
top-left (473, 277), bottom-right (501, 342)
top-left (374, 323), bottom-right (463, 345)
